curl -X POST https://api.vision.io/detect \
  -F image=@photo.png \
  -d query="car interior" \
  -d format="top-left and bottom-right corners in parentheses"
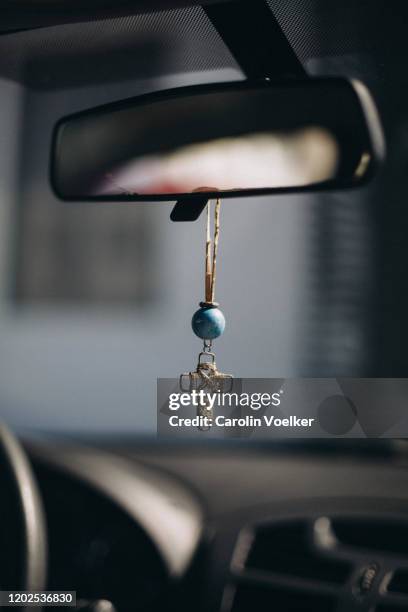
top-left (1, 1), bottom-right (408, 611)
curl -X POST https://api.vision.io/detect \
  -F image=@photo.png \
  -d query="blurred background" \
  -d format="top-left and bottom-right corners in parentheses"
top-left (0, 0), bottom-right (406, 434)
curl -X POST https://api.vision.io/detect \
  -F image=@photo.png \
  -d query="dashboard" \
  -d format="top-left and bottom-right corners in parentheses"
top-left (22, 439), bottom-right (408, 612)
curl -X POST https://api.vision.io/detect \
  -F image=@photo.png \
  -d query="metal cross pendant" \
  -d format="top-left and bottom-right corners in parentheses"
top-left (180, 344), bottom-right (232, 429)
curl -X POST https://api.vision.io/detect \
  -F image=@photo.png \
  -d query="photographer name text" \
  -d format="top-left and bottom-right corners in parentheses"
top-left (168, 414), bottom-right (315, 428)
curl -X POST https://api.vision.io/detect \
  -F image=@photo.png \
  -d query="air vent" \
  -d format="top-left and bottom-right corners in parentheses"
top-left (225, 516), bottom-right (408, 612)
top-left (245, 520), bottom-right (350, 584)
top-left (387, 568), bottom-right (408, 594)
top-left (231, 583), bottom-right (336, 612)
top-left (331, 518), bottom-right (408, 557)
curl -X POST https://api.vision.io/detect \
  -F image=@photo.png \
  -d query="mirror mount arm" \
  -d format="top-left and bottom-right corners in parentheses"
top-left (171, 0), bottom-right (306, 222)
top-left (204, 0), bottom-right (306, 80)
top-left (170, 197), bottom-right (208, 222)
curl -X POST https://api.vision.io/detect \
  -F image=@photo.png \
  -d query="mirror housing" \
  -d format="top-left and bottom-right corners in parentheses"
top-left (51, 78), bottom-right (385, 202)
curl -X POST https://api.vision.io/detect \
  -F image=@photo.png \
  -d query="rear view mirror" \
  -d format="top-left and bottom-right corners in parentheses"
top-left (51, 79), bottom-right (384, 201)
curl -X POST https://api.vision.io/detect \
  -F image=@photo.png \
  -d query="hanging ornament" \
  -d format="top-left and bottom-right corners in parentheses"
top-left (180, 198), bottom-right (233, 428)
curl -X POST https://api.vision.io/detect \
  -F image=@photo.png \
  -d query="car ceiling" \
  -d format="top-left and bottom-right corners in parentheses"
top-left (0, 0), bottom-right (385, 91)
top-left (0, 0), bottom-right (232, 32)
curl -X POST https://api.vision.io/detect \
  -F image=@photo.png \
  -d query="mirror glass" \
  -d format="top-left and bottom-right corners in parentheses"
top-left (52, 80), bottom-right (382, 200)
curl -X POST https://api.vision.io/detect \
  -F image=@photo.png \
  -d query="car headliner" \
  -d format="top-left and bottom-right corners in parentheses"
top-left (0, 0), bottom-right (381, 91)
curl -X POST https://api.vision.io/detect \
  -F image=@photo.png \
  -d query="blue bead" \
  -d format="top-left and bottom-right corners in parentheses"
top-left (191, 306), bottom-right (225, 340)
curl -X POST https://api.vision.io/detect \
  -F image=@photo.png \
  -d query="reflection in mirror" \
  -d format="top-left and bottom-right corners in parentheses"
top-left (52, 80), bottom-right (383, 200)
top-left (98, 128), bottom-right (338, 195)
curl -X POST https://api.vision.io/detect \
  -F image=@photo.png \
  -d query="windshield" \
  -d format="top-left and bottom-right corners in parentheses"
top-left (0, 3), bottom-right (404, 438)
